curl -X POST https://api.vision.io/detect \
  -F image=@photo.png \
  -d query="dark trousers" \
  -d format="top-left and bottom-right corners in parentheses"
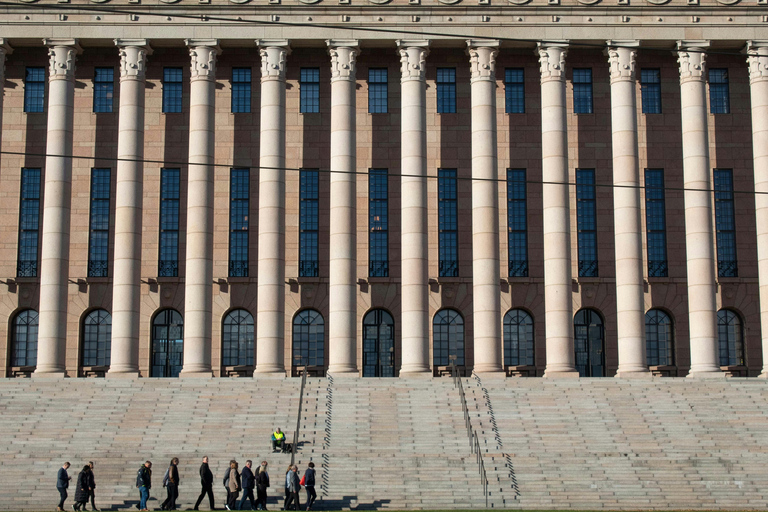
top-left (162, 484), bottom-right (178, 510)
top-left (256, 487), bottom-right (268, 510)
top-left (238, 488), bottom-right (256, 510)
top-left (57, 488), bottom-right (68, 509)
top-left (305, 486), bottom-right (316, 509)
top-left (284, 491), bottom-right (300, 511)
top-left (194, 484), bottom-right (215, 510)
top-left (227, 490), bottom-right (239, 510)
top-left (89, 490), bottom-right (97, 510)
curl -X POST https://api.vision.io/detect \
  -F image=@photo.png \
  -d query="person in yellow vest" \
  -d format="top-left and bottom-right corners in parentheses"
top-left (271, 428), bottom-right (286, 453)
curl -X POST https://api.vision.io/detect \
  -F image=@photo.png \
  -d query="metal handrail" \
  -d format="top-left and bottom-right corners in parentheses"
top-left (290, 367), bottom-right (308, 467)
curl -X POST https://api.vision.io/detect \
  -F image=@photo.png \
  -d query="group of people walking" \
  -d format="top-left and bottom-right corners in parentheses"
top-left (56, 461), bottom-right (101, 512)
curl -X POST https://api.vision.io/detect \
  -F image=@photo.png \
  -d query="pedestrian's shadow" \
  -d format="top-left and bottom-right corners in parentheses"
top-left (305, 496), bottom-right (392, 510)
top-left (108, 497), bottom-right (158, 510)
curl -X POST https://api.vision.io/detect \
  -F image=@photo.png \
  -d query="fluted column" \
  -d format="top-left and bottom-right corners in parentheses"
top-left (746, 42), bottom-right (768, 379)
top-left (538, 43), bottom-right (578, 378)
top-left (108, 40), bottom-right (151, 377)
top-left (327, 41), bottom-right (360, 375)
top-left (180, 40), bottom-right (220, 377)
top-left (607, 42), bottom-right (650, 378)
top-left (467, 40), bottom-right (503, 374)
top-left (677, 41), bottom-right (721, 376)
top-left (397, 40), bottom-right (431, 376)
top-left (255, 40), bottom-right (290, 376)
top-left (35, 39), bottom-right (81, 377)
top-left (0, 40), bottom-right (12, 150)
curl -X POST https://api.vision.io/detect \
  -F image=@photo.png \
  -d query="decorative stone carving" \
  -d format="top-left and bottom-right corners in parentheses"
top-left (257, 40), bottom-right (290, 82)
top-left (396, 40), bottom-right (429, 82)
top-left (467, 40), bottom-right (499, 83)
top-left (0, 39), bottom-right (13, 82)
top-left (327, 40), bottom-right (359, 82)
top-left (185, 40), bottom-right (221, 81)
top-left (537, 42), bottom-right (568, 83)
top-left (746, 41), bottom-right (768, 84)
top-left (43, 39), bottom-right (81, 81)
top-left (115, 39), bottom-right (151, 81)
top-left (606, 41), bottom-right (638, 83)
top-left (677, 41), bottom-right (710, 83)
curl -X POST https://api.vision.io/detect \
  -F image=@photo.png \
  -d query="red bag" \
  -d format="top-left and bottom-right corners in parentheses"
top-left (299, 475), bottom-right (306, 486)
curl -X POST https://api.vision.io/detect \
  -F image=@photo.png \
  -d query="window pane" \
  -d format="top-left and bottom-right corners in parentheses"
top-left (229, 169), bottom-right (249, 277)
top-left (507, 169), bottom-right (528, 277)
top-left (368, 68), bottom-right (388, 114)
top-left (714, 169), bottom-right (737, 277)
top-left (163, 68), bottom-right (183, 114)
top-left (231, 67), bottom-right (252, 114)
top-left (640, 69), bottom-right (661, 114)
top-left (12, 310), bottom-right (39, 367)
top-left (709, 68), bottom-right (730, 114)
top-left (293, 310), bottom-right (325, 367)
top-left (645, 169), bottom-right (668, 277)
top-left (93, 67), bottom-right (114, 113)
top-left (88, 169), bottom-right (111, 277)
top-left (505, 68), bottom-right (525, 114)
top-left (300, 68), bottom-right (320, 114)
top-left (17, 168), bottom-right (41, 277)
top-left (504, 309), bottom-right (534, 366)
top-left (299, 170), bottom-right (319, 276)
top-left (159, 169), bottom-right (180, 277)
top-left (436, 68), bottom-right (457, 114)
top-left (438, 169), bottom-right (458, 277)
top-left (576, 169), bottom-right (598, 277)
top-left (573, 68), bottom-right (593, 114)
top-left (645, 309), bottom-right (673, 366)
top-left (222, 309), bottom-right (254, 367)
top-left (24, 67), bottom-right (46, 113)
top-left (369, 169), bottom-right (389, 277)
top-left (433, 309), bottom-right (464, 366)
top-left (82, 309), bottom-right (112, 367)
top-left (717, 310), bottom-right (744, 366)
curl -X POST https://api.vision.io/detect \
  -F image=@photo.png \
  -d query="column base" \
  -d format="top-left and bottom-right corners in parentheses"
top-left (615, 370), bottom-right (653, 379)
top-left (106, 371), bottom-right (140, 379)
top-left (31, 371), bottom-right (68, 378)
top-left (758, 372), bottom-right (768, 379)
top-left (179, 370), bottom-right (214, 378)
top-left (472, 363), bottom-right (504, 374)
top-left (543, 370), bottom-right (580, 379)
top-left (686, 370), bottom-right (727, 379)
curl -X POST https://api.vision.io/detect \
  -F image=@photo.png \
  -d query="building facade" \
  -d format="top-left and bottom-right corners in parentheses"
top-left (0, 0), bottom-right (767, 379)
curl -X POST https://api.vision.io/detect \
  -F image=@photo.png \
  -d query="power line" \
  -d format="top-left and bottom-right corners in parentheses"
top-left (1, 149), bottom-right (762, 197)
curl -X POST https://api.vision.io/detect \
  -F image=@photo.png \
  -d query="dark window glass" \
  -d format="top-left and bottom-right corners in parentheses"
top-left (300, 68), bottom-right (320, 114)
top-left (88, 169), bottom-right (111, 277)
top-left (574, 308), bottom-right (605, 377)
top-left (645, 169), bottom-right (668, 277)
top-left (151, 309), bottom-right (183, 377)
top-left (433, 309), bottom-right (464, 367)
top-left (505, 68), bottom-right (525, 114)
top-left (369, 169), bottom-right (388, 277)
top-left (645, 309), bottom-right (673, 367)
top-left (159, 169), bottom-right (180, 277)
top-left (222, 309), bottom-right (254, 367)
top-left (11, 310), bottom-right (38, 368)
top-left (714, 169), bottom-right (737, 277)
top-left (718, 309), bottom-right (744, 366)
top-left (362, 309), bottom-right (395, 377)
top-left (231, 67), bottom-right (251, 114)
top-left (299, 170), bottom-right (319, 277)
top-left (368, 68), bottom-right (388, 114)
top-left (436, 68), bottom-right (457, 114)
top-left (573, 68), bottom-right (593, 114)
top-left (507, 169), bottom-right (528, 277)
top-left (503, 309), bottom-right (534, 366)
top-left (576, 169), bottom-right (598, 277)
top-left (229, 168), bottom-right (249, 277)
top-left (82, 309), bottom-right (112, 367)
top-left (93, 67), bottom-right (114, 113)
top-left (17, 168), bottom-right (41, 277)
top-left (709, 68), bottom-right (730, 114)
top-left (24, 67), bottom-right (45, 113)
top-left (438, 169), bottom-right (458, 277)
top-left (640, 69), bottom-right (661, 114)
top-left (163, 67), bottom-right (183, 114)
top-left (293, 309), bottom-right (324, 367)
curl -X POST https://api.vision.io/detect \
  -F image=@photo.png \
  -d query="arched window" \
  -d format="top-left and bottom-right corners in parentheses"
top-left (222, 309), bottom-right (254, 367)
top-left (433, 309), bottom-right (464, 367)
top-left (645, 309), bottom-right (673, 367)
top-left (11, 309), bottom-right (38, 368)
top-left (293, 309), bottom-right (324, 367)
top-left (718, 309), bottom-right (744, 366)
top-left (503, 309), bottom-right (534, 366)
top-left (82, 309), bottom-right (112, 367)
top-left (152, 309), bottom-right (183, 377)
top-left (574, 308), bottom-right (605, 377)
top-left (362, 309), bottom-right (395, 377)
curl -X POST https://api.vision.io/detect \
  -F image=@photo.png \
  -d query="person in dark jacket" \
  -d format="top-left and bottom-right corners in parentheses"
top-left (238, 460), bottom-right (257, 510)
top-left (87, 461), bottom-right (100, 512)
top-left (161, 458), bottom-right (180, 510)
top-left (303, 463), bottom-right (316, 511)
top-left (284, 466), bottom-right (301, 512)
top-left (255, 462), bottom-right (270, 511)
top-left (74, 465), bottom-right (91, 511)
top-left (136, 461), bottom-right (152, 512)
top-left (57, 461), bottom-right (71, 511)
top-left (194, 456), bottom-right (215, 511)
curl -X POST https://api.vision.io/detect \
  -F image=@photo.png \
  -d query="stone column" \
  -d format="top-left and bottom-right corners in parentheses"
top-left (180, 40), bottom-right (220, 378)
top-left (397, 40), bottom-right (431, 376)
top-left (255, 40), bottom-right (290, 376)
top-left (467, 40), bottom-right (503, 374)
top-left (538, 43), bottom-right (578, 378)
top-left (607, 41), bottom-right (650, 378)
top-left (746, 42), bottom-right (768, 379)
top-left (677, 41), bottom-right (721, 376)
top-left (327, 41), bottom-right (360, 376)
top-left (0, 40), bottom-right (12, 148)
top-left (108, 40), bottom-right (151, 377)
top-left (34, 39), bottom-right (81, 377)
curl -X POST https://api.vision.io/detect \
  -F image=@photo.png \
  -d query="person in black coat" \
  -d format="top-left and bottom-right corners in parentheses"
top-left (56, 462), bottom-right (71, 512)
top-left (161, 458), bottom-right (180, 511)
top-left (255, 462), bottom-right (270, 511)
top-left (87, 461), bottom-right (99, 512)
top-left (303, 463), bottom-right (316, 511)
top-left (194, 456), bottom-right (215, 511)
top-left (238, 461), bottom-right (257, 510)
top-left (74, 465), bottom-right (91, 511)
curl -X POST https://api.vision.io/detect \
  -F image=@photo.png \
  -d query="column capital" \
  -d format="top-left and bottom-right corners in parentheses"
top-left (466, 40), bottom-right (499, 83)
top-left (326, 41), bottom-right (359, 82)
top-left (257, 40), bottom-right (291, 82)
top-left (396, 40), bottom-right (430, 82)
top-left (676, 40), bottom-right (710, 84)
top-left (746, 41), bottom-right (768, 84)
top-left (115, 40), bottom-right (152, 82)
top-left (185, 40), bottom-right (221, 81)
top-left (0, 39), bottom-right (13, 81)
top-left (43, 39), bottom-right (82, 82)
top-left (537, 42), bottom-right (568, 83)
top-left (606, 41), bottom-right (639, 83)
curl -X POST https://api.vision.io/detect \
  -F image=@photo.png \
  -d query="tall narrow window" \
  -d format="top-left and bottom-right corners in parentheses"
top-left (222, 309), bottom-right (254, 367)
top-left (640, 68), bottom-right (661, 114)
top-left (438, 169), bottom-right (459, 277)
top-left (436, 68), bottom-right (457, 114)
top-left (714, 169), bottom-right (737, 277)
top-left (159, 168), bottom-right (180, 277)
top-left (299, 170), bottom-right (319, 277)
top-left (300, 68), bottom-right (320, 114)
top-left (718, 309), bottom-right (744, 366)
top-left (503, 309), bottom-right (534, 367)
top-left (229, 169), bottom-right (249, 277)
top-left (368, 68), bottom-right (388, 114)
top-left (433, 309), bottom-right (464, 367)
top-left (709, 68), bottom-right (730, 114)
top-left (88, 168), bottom-right (111, 278)
top-left (293, 309), bottom-right (325, 368)
top-left (24, 67), bottom-right (45, 114)
top-left (504, 68), bottom-right (525, 114)
top-left (11, 310), bottom-right (38, 368)
top-left (82, 309), bottom-right (112, 368)
top-left (573, 68), bottom-right (593, 114)
top-left (17, 168), bottom-right (41, 278)
top-left (162, 67), bottom-right (183, 114)
top-left (576, 169), bottom-right (598, 277)
top-left (231, 67), bottom-right (251, 114)
top-left (645, 309), bottom-right (674, 367)
top-left (645, 169), bottom-right (668, 277)
top-left (93, 67), bottom-right (114, 113)
top-left (507, 169), bottom-right (528, 277)
top-left (369, 169), bottom-right (389, 277)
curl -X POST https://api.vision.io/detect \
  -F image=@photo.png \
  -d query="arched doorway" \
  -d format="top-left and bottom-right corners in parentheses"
top-left (362, 309), bottom-right (395, 377)
top-left (82, 309), bottom-right (112, 371)
top-left (574, 308), bottom-right (604, 377)
top-left (151, 309), bottom-right (183, 377)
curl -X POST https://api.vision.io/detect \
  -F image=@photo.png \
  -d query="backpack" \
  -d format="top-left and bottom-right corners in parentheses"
top-left (223, 471), bottom-right (230, 489)
top-left (136, 468), bottom-right (143, 488)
